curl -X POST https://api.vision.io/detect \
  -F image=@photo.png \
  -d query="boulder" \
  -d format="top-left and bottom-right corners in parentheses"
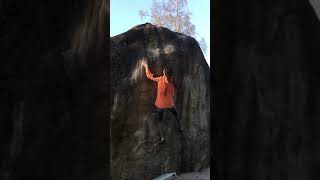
top-left (213, 0), bottom-right (320, 179)
top-left (0, 0), bottom-right (107, 179)
top-left (110, 23), bottom-right (210, 179)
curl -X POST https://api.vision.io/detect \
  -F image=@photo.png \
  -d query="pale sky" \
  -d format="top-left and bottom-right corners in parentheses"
top-left (110, 0), bottom-right (210, 66)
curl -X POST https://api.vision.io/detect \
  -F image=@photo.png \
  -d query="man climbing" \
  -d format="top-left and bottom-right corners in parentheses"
top-left (142, 60), bottom-right (183, 144)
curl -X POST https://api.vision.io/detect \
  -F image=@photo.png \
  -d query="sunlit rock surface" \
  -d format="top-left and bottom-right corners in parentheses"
top-left (310, 0), bottom-right (320, 20)
top-left (111, 23), bottom-right (210, 179)
top-left (213, 0), bottom-right (320, 179)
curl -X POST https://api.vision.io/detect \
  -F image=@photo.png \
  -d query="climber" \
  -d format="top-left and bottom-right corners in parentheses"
top-left (141, 60), bottom-right (183, 144)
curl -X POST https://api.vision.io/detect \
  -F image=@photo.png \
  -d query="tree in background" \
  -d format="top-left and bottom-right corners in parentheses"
top-left (139, 0), bottom-right (207, 55)
top-left (199, 37), bottom-right (207, 55)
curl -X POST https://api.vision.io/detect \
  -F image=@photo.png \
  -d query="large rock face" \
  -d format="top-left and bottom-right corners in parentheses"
top-left (0, 1), bottom-right (107, 180)
top-left (213, 0), bottom-right (320, 179)
top-left (111, 23), bottom-right (210, 179)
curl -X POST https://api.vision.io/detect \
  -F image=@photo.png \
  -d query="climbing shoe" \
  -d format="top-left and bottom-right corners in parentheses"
top-left (159, 137), bottom-right (166, 144)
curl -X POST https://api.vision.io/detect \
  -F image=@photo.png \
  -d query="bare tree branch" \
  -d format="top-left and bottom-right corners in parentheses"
top-left (138, 0), bottom-right (207, 55)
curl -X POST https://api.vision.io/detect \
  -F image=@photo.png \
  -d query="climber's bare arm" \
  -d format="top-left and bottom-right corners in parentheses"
top-left (142, 61), bottom-right (161, 82)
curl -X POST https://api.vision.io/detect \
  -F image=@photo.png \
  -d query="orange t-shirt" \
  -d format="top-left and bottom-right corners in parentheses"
top-left (145, 68), bottom-right (175, 109)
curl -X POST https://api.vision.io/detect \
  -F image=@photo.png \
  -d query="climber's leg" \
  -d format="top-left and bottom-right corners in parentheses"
top-left (168, 106), bottom-right (183, 132)
top-left (157, 108), bottom-right (165, 141)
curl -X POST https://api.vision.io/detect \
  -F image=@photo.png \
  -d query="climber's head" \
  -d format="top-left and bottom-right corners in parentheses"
top-left (163, 67), bottom-right (173, 78)
top-left (163, 66), bottom-right (176, 88)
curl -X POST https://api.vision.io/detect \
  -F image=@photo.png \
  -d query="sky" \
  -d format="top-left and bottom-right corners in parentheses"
top-left (110, 0), bottom-right (210, 66)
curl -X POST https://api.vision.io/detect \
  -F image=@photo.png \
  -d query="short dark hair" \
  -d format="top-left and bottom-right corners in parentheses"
top-left (164, 67), bottom-right (173, 77)
top-left (164, 66), bottom-right (176, 88)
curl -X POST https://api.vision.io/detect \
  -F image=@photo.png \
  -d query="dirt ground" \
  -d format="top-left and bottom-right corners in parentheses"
top-left (176, 167), bottom-right (210, 180)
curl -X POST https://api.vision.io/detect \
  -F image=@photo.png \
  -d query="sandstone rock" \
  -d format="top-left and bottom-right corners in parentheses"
top-left (0, 1), bottom-right (107, 179)
top-left (213, 0), bottom-right (320, 179)
top-left (111, 23), bottom-right (210, 179)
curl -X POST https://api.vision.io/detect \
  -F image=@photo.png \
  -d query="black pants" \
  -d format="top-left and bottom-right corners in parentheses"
top-left (156, 106), bottom-right (182, 139)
